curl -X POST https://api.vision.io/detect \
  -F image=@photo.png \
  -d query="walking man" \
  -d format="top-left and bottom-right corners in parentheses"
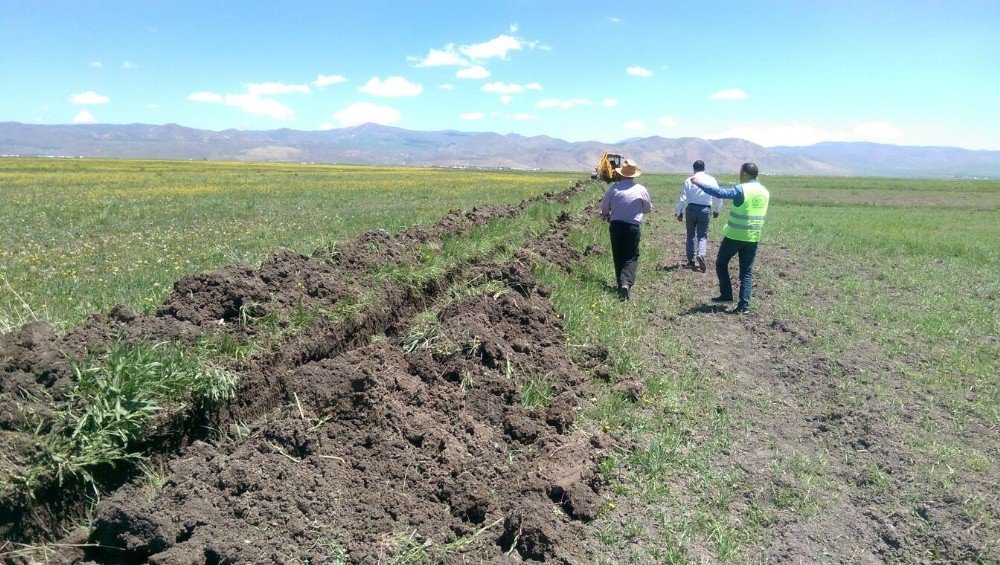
top-left (600, 159), bottom-right (653, 301)
top-left (690, 162), bottom-right (770, 314)
top-left (676, 160), bottom-right (722, 272)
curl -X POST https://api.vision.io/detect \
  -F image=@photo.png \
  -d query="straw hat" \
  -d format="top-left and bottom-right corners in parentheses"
top-left (615, 159), bottom-right (642, 178)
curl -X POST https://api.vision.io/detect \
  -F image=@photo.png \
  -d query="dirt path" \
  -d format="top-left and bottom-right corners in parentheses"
top-left (633, 222), bottom-right (1000, 561)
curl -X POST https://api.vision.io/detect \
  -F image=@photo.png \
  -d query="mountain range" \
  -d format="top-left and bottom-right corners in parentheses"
top-left (1, 122), bottom-right (997, 178)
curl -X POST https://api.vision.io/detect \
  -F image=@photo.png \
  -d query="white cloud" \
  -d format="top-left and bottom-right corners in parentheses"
top-left (536, 98), bottom-right (593, 109)
top-left (248, 82), bottom-right (311, 95)
top-left (359, 76), bottom-right (423, 97)
top-left (89, 61), bottom-right (102, 69)
top-left (508, 113), bottom-right (536, 120)
top-left (710, 121), bottom-right (905, 146)
top-left (334, 101), bottom-right (401, 126)
top-left (72, 110), bottom-right (96, 124)
top-left (624, 120), bottom-right (646, 131)
top-left (224, 93), bottom-right (295, 120)
top-left (189, 84), bottom-right (302, 120)
top-left (318, 122), bottom-right (335, 131)
top-left (658, 116), bottom-right (679, 127)
top-left (69, 91), bottom-right (110, 105)
top-left (500, 95), bottom-right (513, 105)
top-left (439, 83), bottom-right (455, 90)
top-left (461, 34), bottom-right (522, 61)
top-left (509, 23), bottom-right (519, 33)
top-left (188, 91), bottom-right (224, 103)
top-left (626, 66), bottom-right (653, 77)
top-left (482, 81), bottom-right (524, 94)
top-left (147, 103), bottom-right (159, 109)
top-left (314, 74), bottom-right (348, 87)
top-left (411, 44), bottom-right (469, 67)
top-left (122, 61), bottom-right (138, 69)
top-left (709, 88), bottom-right (748, 100)
top-left (603, 98), bottom-right (619, 107)
top-left (610, 17), bottom-right (623, 24)
top-left (460, 112), bottom-right (486, 120)
top-left (524, 82), bottom-right (542, 90)
top-left (456, 65), bottom-right (490, 79)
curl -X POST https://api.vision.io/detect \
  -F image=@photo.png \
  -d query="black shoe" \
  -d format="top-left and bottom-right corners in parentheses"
top-left (711, 296), bottom-right (733, 303)
top-left (686, 260), bottom-right (696, 269)
top-left (619, 286), bottom-right (630, 301)
top-left (734, 307), bottom-right (750, 315)
top-left (696, 256), bottom-right (707, 272)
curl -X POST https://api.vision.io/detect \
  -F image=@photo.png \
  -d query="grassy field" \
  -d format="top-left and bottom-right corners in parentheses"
top-left (0, 158), bottom-right (576, 331)
top-left (543, 171), bottom-right (1000, 561)
top-left (1, 158), bottom-right (998, 561)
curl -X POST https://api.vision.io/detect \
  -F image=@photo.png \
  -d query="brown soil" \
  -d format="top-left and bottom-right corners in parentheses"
top-left (1, 182), bottom-right (617, 563)
top-left (86, 264), bottom-right (605, 563)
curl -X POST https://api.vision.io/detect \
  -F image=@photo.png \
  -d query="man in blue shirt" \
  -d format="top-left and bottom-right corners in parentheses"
top-left (600, 159), bottom-right (653, 300)
top-left (691, 162), bottom-right (770, 314)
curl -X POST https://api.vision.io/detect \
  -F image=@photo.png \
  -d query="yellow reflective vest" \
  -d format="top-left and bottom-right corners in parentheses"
top-left (722, 182), bottom-right (770, 243)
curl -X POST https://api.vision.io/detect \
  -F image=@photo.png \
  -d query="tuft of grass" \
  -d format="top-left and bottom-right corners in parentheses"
top-left (519, 373), bottom-right (555, 409)
top-left (0, 274), bottom-right (53, 335)
top-left (13, 340), bottom-right (237, 494)
top-left (385, 518), bottom-right (505, 563)
top-left (402, 310), bottom-right (453, 355)
top-left (305, 537), bottom-right (348, 565)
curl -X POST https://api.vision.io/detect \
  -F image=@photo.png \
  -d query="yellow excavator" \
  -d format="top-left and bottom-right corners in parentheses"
top-left (591, 152), bottom-right (622, 182)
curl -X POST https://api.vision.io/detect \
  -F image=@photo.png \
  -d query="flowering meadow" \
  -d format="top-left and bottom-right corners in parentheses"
top-left (0, 158), bottom-right (576, 331)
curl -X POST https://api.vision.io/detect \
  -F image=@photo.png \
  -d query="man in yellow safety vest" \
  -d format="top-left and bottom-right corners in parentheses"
top-left (690, 162), bottom-right (770, 314)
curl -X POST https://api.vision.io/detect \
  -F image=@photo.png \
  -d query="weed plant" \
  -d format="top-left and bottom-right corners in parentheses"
top-left (13, 340), bottom-right (236, 494)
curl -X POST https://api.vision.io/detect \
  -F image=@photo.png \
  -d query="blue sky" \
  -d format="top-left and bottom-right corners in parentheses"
top-left (2, 1), bottom-right (998, 149)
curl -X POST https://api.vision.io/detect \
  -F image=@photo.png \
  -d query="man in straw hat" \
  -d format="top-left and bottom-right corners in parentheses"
top-left (600, 158), bottom-right (653, 300)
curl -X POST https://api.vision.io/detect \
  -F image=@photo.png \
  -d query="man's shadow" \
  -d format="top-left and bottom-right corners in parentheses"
top-left (683, 303), bottom-right (731, 315)
top-left (602, 284), bottom-right (622, 297)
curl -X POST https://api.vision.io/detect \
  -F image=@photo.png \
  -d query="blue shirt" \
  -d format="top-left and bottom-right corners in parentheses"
top-left (697, 180), bottom-right (767, 207)
top-left (601, 179), bottom-right (653, 225)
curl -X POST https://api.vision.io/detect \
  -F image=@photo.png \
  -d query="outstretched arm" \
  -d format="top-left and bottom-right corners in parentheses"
top-left (691, 178), bottom-right (745, 206)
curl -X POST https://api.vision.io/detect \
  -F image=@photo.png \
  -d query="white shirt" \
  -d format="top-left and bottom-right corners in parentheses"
top-left (677, 171), bottom-right (722, 215)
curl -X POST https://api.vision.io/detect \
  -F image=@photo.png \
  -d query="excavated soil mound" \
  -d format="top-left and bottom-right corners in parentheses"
top-left (0, 181), bottom-right (608, 562)
top-left (88, 265), bottom-right (606, 563)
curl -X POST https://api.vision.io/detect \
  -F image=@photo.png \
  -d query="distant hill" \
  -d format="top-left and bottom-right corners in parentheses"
top-left (772, 142), bottom-right (1000, 178)
top-left (2, 122), bottom-right (997, 178)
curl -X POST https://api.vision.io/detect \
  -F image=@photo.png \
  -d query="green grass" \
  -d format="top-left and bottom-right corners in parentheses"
top-left (535, 172), bottom-right (999, 561)
top-left (3, 160), bottom-right (999, 560)
top-left (7, 340), bottom-right (236, 495)
top-left (0, 158), bottom-right (576, 330)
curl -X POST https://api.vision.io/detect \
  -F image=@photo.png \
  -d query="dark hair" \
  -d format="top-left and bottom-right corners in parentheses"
top-left (740, 162), bottom-right (759, 179)
top-left (692, 160), bottom-right (705, 172)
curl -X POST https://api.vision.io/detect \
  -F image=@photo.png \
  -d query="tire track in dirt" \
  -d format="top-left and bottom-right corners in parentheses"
top-left (641, 225), bottom-right (1000, 562)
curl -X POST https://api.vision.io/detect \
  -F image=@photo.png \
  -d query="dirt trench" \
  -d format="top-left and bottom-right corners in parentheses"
top-left (1, 181), bottom-right (619, 563)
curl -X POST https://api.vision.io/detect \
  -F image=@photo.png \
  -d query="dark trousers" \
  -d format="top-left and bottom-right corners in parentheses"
top-left (716, 237), bottom-right (758, 309)
top-left (609, 220), bottom-right (641, 289)
top-left (685, 204), bottom-right (712, 261)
